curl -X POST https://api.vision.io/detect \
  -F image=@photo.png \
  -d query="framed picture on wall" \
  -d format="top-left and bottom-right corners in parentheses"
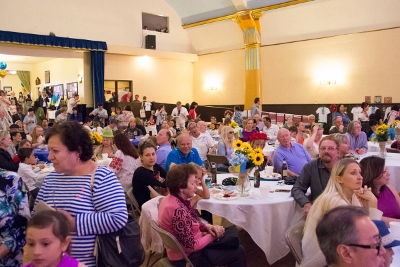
top-left (66, 82), bottom-right (78, 99)
top-left (3, 86), bottom-right (12, 96)
top-left (45, 71), bottom-right (50, 83)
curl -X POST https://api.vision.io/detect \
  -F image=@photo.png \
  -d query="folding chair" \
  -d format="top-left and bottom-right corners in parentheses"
top-left (207, 154), bottom-right (230, 173)
top-left (126, 187), bottom-right (141, 220)
top-left (150, 220), bottom-right (194, 267)
top-left (285, 220), bottom-right (305, 264)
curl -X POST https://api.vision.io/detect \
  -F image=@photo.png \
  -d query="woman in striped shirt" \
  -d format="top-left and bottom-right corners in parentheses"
top-left (35, 121), bottom-right (128, 267)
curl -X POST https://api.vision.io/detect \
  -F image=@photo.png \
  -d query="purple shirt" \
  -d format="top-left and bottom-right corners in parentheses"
top-left (156, 143), bottom-right (172, 169)
top-left (346, 132), bottom-right (368, 151)
top-left (24, 253), bottom-right (79, 267)
top-left (240, 129), bottom-right (258, 142)
top-left (378, 186), bottom-right (400, 219)
top-left (273, 142), bottom-right (312, 175)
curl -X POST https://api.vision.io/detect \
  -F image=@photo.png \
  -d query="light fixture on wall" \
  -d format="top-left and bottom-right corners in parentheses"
top-left (207, 86), bottom-right (219, 91)
top-left (205, 76), bottom-right (222, 91)
top-left (320, 79), bottom-right (336, 85)
top-left (77, 74), bottom-right (82, 83)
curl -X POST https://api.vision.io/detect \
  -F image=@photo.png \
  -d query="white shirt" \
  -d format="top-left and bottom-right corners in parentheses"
top-left (315, 107), bottom-right (330, 123)
top-left (67, 97), bottom-right (77, 114)
top-left (109, 150), bottom-right (141, 192)
top-left (368, 106), bottom-right (379, 115)
top-left (92, 127), bottom-right (103, 135)
top-left (171, 107), bottom-right (188, 128)
top-left (351, 107), bottom-right (363, 121)
top-left (83, 125), bottom-right (92, 132)
top-left (303, 137), bottom-right (319, 159)
top-left (143, 101), bottom-right (152, 111)
top-left (262, 124), bottom-right (279, 141)
top-left (191, 133), bottom-right (215, 161)
top-left (17, 163), bottom-right (47, 191)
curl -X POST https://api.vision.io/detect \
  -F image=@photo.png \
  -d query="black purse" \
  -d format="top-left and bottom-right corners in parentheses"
top-left (205, 225), bottom-right (239, 250)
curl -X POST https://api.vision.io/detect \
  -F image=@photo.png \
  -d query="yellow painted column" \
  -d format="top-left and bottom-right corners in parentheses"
top-left (233, 11), bottom-right (262, 110)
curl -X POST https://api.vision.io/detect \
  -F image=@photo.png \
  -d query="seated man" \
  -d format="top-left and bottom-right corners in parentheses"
top-left (125, 117), bottom-right (143, 139)
top-left (164, 134), bottom-right (203, 171)
top-left (188, 122), bottom-right (216, 169)
top-left (156, 129), bottom-right (172, 169)
top-left (316, 206), bottom-right (386, 267)
top-left (291, 135), bottom-right (340, 217)
top-left (273, 128), bottom-right (312, 177)
top-left (262, 117), bottom-right (279, 142)
top-left (329, 116), bottom-right (347, 134)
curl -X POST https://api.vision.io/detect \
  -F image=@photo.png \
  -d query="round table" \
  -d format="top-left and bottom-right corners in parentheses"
top-left (34, 149), bottom-right (50, 163)
top-left (196, 173), bottom-right (303, 265)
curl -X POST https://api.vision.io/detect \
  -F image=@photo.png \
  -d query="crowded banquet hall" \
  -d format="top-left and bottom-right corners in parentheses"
top-left (1, 0), bottom-right (400, 266)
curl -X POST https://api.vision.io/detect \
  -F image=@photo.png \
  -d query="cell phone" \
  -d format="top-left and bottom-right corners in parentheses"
top-left (275, 189), bottom-right (291, 193)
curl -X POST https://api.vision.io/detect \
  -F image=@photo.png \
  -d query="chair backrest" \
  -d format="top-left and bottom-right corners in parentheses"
top-left (207, 154), bottom-right (229, 165)
top-left (126, 187), bottom-right (141, 220)
top-left (150, 220), bottom-right (194, 267)
top-left (285, 219), bottom-right (305, 264)
top-left (387, 148), bottom-right (400, 153)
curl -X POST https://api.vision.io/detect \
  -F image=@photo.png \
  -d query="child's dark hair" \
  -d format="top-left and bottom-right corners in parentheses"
top-left (18, 147), bottom-right (33, 162)
top-left (28, 210), bottom-right (71, 253)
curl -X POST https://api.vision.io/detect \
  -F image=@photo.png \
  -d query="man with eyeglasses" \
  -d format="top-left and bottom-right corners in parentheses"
top-left (316, 206), bottom-right (386, 267)
top-left (291, 135), bottom-right (340, 218)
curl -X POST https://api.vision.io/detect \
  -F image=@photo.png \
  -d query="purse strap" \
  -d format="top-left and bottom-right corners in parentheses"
top-left (89, 164), bottom-right (100, 259)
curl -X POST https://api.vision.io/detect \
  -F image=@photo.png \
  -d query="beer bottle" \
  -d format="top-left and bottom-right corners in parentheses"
top-left (281, 159), bottom-right (288, 180)
top-left (254, 167), bottom-right (260, 188)
top-left (211, 163), bottom-right (217, 184)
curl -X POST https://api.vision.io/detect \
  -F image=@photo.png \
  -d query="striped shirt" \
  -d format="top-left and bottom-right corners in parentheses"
top-left (35, 166), bottom-right (128, 267)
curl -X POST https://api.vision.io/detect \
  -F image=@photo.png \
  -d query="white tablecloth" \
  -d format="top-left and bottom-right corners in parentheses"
top-left (196, 174), bottom-right (303, 265)
top-left (359, 152), bottom-right (400, 191)
top-left (391, 246), bottom-right (400, 266)
top-left (145, 125), bottom-right (157, 135)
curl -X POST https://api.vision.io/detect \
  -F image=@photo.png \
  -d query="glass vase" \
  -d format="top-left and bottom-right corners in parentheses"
top-left (379, 141), bottom-right (387, 158)
top-left (236, 171), bottom-right (251, 197)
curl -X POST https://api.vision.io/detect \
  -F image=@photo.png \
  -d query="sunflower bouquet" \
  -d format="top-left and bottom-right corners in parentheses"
top-left (393, 120), bottom-right (400, 135)
top-left (90, 132), bottom-right (103, 145)
top-left (373, 124), bottom-right (389, 142)
top-left (229, 140), bottom-right (264, 171)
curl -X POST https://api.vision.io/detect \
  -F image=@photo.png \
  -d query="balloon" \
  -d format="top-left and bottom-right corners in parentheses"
top-left (21, 87), bottom-right (26, 92)
top-left (20, 83), bottom-right (24, 87)
top-left (0, 70), bottom-right (6, 78)
top-left (0, 62), bottom-right (7, 70)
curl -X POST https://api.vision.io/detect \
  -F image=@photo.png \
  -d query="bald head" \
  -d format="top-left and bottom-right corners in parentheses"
top-left (253, 114), bottom-right (260, 121)
top-left (277, 128), bottom-right (291, 148)
top-left (177, 134), bottom-right (192, 156)
top-left (157, 129), bottom-right (170, 145)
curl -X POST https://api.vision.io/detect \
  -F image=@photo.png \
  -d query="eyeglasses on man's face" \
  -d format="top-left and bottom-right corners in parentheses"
top-left (320, 147), bottom-right (337, 151)
top-left (346, 235), bottom-right (382, 255)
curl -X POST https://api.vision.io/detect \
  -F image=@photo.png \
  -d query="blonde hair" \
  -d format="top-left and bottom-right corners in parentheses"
top-left (31, 126), bottom-right (43, 144)
top-left (219, 126), bottom-right (233, 148)
top-left (305, 159), bottom-right (359, 226)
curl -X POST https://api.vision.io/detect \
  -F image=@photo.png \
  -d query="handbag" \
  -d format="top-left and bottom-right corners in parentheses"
top-left (140, 103), bottom-right (146, 118)
top-left (90, 166), bottom-right (145, 267)
top-left (205, 225), bottom-right (239, 250)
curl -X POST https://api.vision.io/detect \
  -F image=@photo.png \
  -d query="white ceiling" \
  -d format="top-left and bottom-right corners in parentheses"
top-left (0, 54), bottom-right (54, 64)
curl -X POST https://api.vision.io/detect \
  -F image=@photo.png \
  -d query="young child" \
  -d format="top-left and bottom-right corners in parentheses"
top-left (17, 148), bottom-right (47, 206)
top-left (91, 121), bottom-right (103, 135)
top-left (189, 163), bottom-right (210, 207)
top-left (24, 210), bottom-right (86, 267)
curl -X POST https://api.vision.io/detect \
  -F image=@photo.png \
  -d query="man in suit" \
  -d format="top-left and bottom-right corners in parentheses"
top-left (36, 90), bottom-right (50, 115)
top-left (291, 135), bottom-right (340, 218)
top-left (12, 107), bottom-right (25, 123)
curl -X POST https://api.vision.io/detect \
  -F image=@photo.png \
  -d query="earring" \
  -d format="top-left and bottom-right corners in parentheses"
top-left (62, 251), bottom-right (65, 257)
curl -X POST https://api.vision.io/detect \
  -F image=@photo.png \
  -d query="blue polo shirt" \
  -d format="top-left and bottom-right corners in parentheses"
top-left (273, 142), bottom-right (312, 175)
top-left (164, 148), bottom-right (203, 171)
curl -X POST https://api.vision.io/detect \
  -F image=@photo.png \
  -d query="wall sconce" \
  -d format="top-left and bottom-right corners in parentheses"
top-left (208, 86), bottom-right (219, 91)
top-left (77, 74), bottom-right (82, 83)
top-left (320, 79), bottom-right (336, 85)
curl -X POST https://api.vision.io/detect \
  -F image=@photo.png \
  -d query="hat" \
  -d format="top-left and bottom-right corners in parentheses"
top-left (9, 124), bottom-right (19, 129)
top-left (372, 220), bottom-right (400, 248)
top-left (102, 129), bottom-right (114, 138)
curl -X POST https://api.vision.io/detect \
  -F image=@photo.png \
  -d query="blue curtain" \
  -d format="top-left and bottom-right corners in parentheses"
top-left (0, 30), bottom-right (107, 51)
top-left (91, 51), bottom-right (105, 106)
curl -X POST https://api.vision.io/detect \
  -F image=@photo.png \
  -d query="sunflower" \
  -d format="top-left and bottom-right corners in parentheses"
top-left (253, 148), bottom-right (263, 155)
top-left (253, 153), bottom-right (264, 166)
top-left (242, 142), bottom-right (252, 151)
top-left (233, 140), bottom-right (243, 149)
top-left (229, 121), bottom-right (238, 128)
top-left (247, 152), bottom-right (256, 161)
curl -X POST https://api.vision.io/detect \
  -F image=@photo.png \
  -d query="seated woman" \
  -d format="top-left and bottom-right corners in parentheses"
top-left (26, 125), bottom-right (45, 148)
top-left (109, 132), bottom-right (141, 191)
top-left (0, 131), bottom-right (19, 172)
top-left (332, 133), bottom-right (351, 158)
top-left (132, 141), bottom-right (167, 209)
top-left (216, 126), bottom-right (234, 172)
top-left (301, 158), bottom-right (382, 267)
top-left (135, 117), bottom-right (147, 135)
top-left (69, 107), bottom-right (83, 123)
top-left (240, 118), bottom-right (257, 142)
top-left (218, 118), bottom-right (231, 135)
top-left (303, 125), bottom-right (323, 159)
top-left (93, 129), bottom-right (117, 159)
top-left (361, 156), bottom-right (400, 226)
top-left (295, 122), bottom-right (309, 145)
top-left (249, 131), bottom-right (268, 149)
top-left (158, 164), bottom-right (246, 267)
top-left (55, 107), bottom-right (68, 123)
top-left (282, 116), bottom-right (293, 129)
top-left (345, 121), bottom-right (368, 154)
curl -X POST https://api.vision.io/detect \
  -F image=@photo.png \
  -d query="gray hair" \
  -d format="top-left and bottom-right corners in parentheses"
top-left (347, 121), bottom-right (360, 135)
top-left (332, 133), bottom-right (349, 144)
top-left (316, 206), bottom-right (368, 265)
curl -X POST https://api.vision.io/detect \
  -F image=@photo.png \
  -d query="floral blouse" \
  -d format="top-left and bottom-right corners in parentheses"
top-left (0, 169), bottom-right (30, 267)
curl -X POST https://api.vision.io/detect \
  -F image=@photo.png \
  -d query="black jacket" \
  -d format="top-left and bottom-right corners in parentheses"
top-left (0, 148), bottom-right (19, 172)
top-left (12, 113), bottom-right (25, 123)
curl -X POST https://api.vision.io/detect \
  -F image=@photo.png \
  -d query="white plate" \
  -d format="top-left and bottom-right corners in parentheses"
top-left (213, 191), bottom-right (240, 201)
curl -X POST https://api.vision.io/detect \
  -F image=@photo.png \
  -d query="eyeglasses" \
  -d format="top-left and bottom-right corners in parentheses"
top-left (229, 132), bottom-right (234, 134)
top-left (346, 236), bottom-right (382, 255)
top-left (320, 147), bottom-right (337, 151)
